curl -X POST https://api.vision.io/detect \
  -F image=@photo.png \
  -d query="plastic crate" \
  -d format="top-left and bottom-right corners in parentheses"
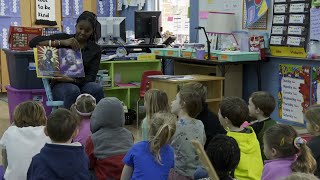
top-left (216, 51), bottom-right (260, 61)
top-left (162, 48), bottom-right (181, 57)
top-left (150, 48), bottom-right (165, 56)
top-left (4, 49), bottom-right (43, 89)
top-left (6, 85), bottom-right (52, 123)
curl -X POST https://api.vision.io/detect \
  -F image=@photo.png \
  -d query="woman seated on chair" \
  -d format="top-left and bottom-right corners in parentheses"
top-left (29, 11), bottom-right (104, 109)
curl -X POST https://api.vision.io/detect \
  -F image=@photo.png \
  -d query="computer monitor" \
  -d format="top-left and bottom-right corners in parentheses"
top-left (97, 17), bottom-right (126, 45)
top-left (134, 11), bottom-right (161, 44)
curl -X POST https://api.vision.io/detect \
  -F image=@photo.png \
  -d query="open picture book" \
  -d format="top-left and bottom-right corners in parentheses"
top-left (34, 46), bottom-right (85, 78)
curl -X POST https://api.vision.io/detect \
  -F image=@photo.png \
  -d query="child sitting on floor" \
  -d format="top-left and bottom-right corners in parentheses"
top-left (218, 96), bottom-right (263, 180)
top-left (169, 89), bottom-right (206, 179)
top-left (305, 104), bottom-right (320, 177)
top-left (141, 89), bottom-right (169, 141)
top-left (0, 101), bottom-right (50, 180)
top-left (71, 93), bottom-right (96, 145)
top-left (180, 82), bottom-right (226, 149)
top-left (27, 108), bottom-right (90, 179)
top-left (121, 112), bottom-right (176, 180)
top-left (247, 91), bottom-right (277, 160)
top-left (86, 97), bottom-right (134, 180)
top-left (194, 134), bottom-right (240, 180)
top-left (262, 124), bottom-right (316, 180)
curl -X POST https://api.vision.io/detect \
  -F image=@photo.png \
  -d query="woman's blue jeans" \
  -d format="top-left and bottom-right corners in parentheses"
top-left (52, 82), bottom-right (104, 109)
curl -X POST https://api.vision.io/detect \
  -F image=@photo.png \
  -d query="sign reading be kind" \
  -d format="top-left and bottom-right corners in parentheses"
top-left (36, 0), bottom-right (56, 21)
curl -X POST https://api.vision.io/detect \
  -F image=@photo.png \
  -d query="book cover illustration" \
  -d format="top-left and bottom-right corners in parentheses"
top-left (36, 46), bottom-right (60, 77)
top-left (59, 48), bottom-right (85, 78)
top-left (35, 46), bottom-right (84, 78)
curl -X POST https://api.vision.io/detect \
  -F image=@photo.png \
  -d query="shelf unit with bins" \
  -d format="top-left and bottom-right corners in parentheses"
top-left (100, 60), bottom-right (161, 110)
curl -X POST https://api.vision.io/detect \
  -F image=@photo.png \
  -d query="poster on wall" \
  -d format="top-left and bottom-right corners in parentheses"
top-left (312, 67), bottom-right (320, 104)
top-left (245, 0), bottom-right (271, 27)
top-left (278, 64), bottom-right (310, 124)
top-left (35, 0), bottom-right (57, 26)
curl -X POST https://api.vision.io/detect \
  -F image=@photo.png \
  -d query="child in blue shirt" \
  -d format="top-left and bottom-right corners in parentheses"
top-left (121, 112), bottom-right (176, 180)
top-left (27, 108), bottom-right (89, 180)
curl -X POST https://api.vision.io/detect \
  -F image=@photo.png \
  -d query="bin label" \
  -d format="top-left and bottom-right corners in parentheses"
top-left (167, 51), bottom-right (174, 56)
top-left (221, 54), bottom-right (229, 60)
top-left (33, 95), bottom-right (43, 102)
top-left (29, 63), bottom-right (36, 71)
top-left (183, 52), bottom-right (192, 57)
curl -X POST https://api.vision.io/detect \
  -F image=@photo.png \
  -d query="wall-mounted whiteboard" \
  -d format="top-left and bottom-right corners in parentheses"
top-left (197, 0), bottom-right (273, 44)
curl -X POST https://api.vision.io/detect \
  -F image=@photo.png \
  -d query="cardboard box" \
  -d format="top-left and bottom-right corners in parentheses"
top-left (8, 26), bottom-right (42, 51)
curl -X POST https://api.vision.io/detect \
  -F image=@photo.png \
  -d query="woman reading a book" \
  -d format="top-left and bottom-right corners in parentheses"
top-left (29, 11), bottom-right (104, 109)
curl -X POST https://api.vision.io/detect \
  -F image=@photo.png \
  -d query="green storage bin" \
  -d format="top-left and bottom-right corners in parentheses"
top-left (216, 51), bottom-right (260, 62)
top-left (210, 50), bottom-right (222, 57)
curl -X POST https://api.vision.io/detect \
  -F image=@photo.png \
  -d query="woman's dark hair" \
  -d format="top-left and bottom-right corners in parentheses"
top-left (76, 11), bottom-right (101, 42)
top-left (206, 134), bottom-right (240, 179)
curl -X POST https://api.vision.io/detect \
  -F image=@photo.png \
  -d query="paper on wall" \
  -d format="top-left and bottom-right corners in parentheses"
top-left (36, 0), bottom-right (56, 21)
top-left (310, 8), bottom-right (320, 41)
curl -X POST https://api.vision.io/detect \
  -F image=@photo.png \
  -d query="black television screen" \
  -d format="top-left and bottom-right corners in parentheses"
top-left (135, 11), bottom-right (161, 44)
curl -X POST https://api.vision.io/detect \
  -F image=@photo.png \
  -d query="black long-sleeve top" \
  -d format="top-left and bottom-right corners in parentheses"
top-left (29, 33), bottom-right (102, 86)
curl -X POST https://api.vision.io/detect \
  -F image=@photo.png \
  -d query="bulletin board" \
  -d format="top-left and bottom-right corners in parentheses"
top-left (278, 64), bottom-right (310, 124)
top-left (198, 0), bottom-right (274, 44)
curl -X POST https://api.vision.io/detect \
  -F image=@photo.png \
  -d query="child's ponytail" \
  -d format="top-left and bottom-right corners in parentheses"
top-left (149, 113), bottom-right (177, 164)
top-left (150, 124), bottom-right (171, 164)
top-left (291, 137), bottom-right (317, 174)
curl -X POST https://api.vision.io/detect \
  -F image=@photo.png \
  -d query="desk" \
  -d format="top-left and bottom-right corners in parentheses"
top-left (150, 75), bottom-right (224, 113)
top-left (156, 55), bottom-right (262, 96)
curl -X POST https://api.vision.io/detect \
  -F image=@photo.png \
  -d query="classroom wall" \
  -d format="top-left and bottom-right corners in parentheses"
top-left (189, 1), bottom-right (320, 126)
top-left (189, 0), bottom-right (199, 43)
top-left (243, 57), bottom-right (320, 127)
top-left (190, 0), bottom-right (273, 43)
top-left (119, 0), bottom-right (155, 31)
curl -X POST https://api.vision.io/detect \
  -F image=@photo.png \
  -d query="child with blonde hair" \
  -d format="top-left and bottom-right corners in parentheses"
top-left (284, 172), bottom-right (319, 180)
top-left (121, 112), bottom-right (176, 180)
top-left (262, 124), bottom-right (317, 180)
top-left (0, 101), bottom-right (50, 180)
top-left (71, 93), bottom-right (96, 145)
top-left (305, 104), bottom-right (320, 177)
top-left (218, 97), bottom-right (263, 180)
top-left (141, 89), bottom-right (169, 141)
top-left (169, 89), bottom-right (206, 179)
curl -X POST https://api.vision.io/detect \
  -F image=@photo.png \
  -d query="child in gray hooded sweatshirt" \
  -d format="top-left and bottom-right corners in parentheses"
top-left (85, 97), bottom-right (134, 180)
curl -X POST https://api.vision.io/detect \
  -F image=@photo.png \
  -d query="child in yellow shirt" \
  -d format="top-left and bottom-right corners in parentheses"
top-left (218, 97), bottom-right (263, 180)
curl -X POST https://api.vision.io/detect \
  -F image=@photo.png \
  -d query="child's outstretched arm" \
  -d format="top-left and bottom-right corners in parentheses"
top-left (120, 165), bottom-right (133, 180)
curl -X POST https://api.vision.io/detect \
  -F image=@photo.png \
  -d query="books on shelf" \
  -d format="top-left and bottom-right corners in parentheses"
top-left (34, 46), bottom-right (85, 78)
top-left (148, 75), bottom-right (194, 80)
